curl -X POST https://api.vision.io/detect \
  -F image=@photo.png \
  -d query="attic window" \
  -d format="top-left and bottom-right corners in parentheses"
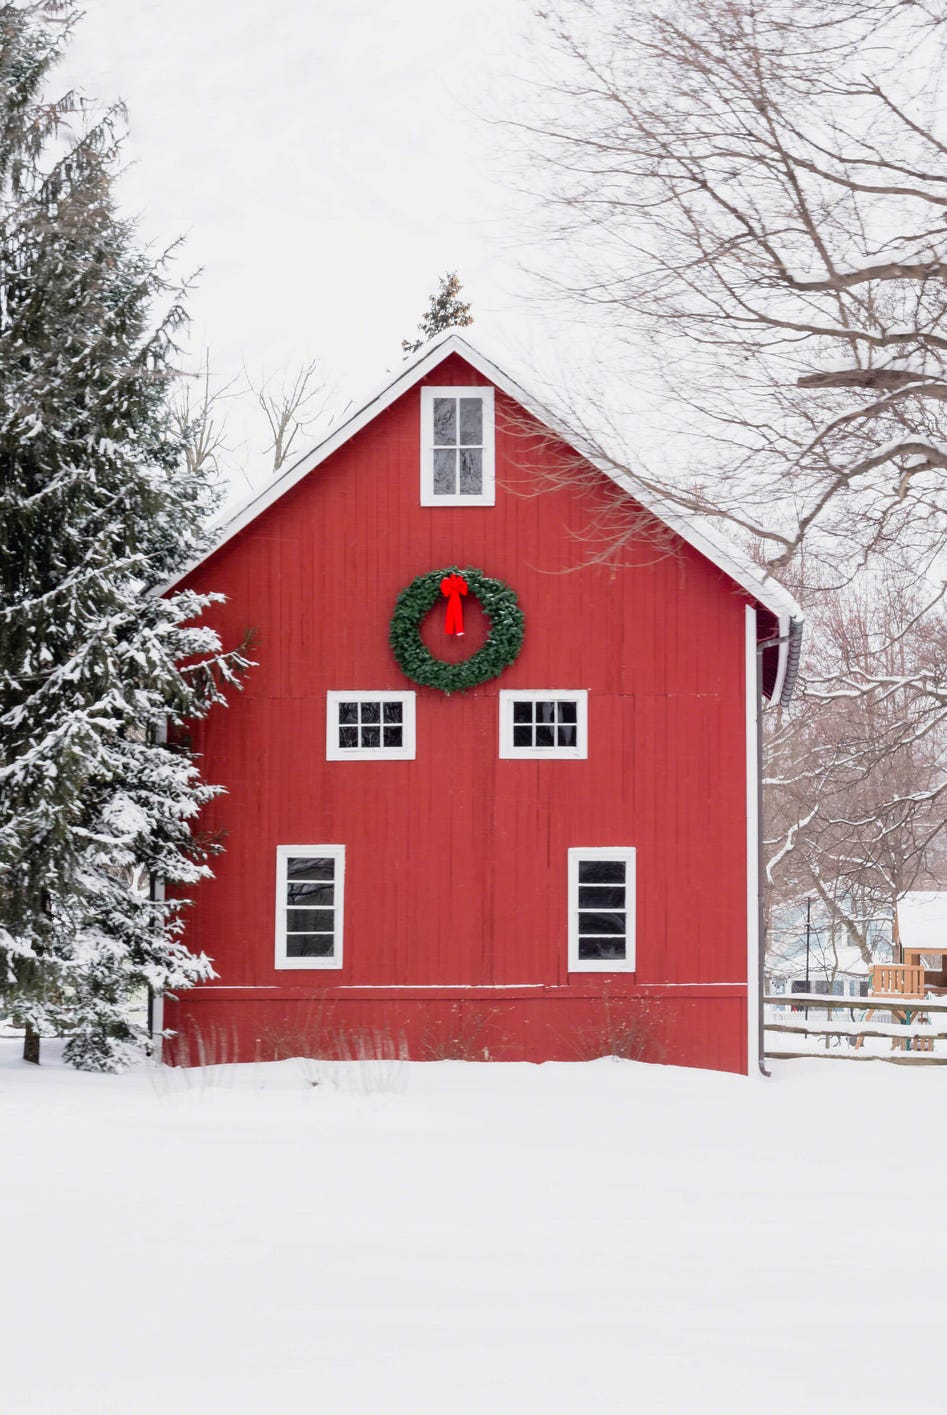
top-left (420, 386), bottom-right (495, 506)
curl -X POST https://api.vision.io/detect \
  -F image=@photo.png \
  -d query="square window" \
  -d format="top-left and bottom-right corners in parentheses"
top-left (568, 848), bottom-right (636, 974)
top-left (421, 386), bottom-right (495, 506)
top-left (276, 846), bottom-right (344, 970)
top-left (327, 692), bottom-right (416, 761)
top-left (499, 691), bottom-right (588, 760)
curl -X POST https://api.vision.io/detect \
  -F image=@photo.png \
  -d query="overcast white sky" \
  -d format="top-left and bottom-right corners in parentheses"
top-left (57, 0), bottom-right (575, 498)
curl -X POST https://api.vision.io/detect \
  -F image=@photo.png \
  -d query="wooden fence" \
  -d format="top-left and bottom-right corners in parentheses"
top-left (763, 993), bottom-right (947, 1065)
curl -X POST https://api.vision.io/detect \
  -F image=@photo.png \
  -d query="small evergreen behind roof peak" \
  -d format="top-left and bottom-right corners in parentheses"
top-left (402, 271), bottom-right (473, 357)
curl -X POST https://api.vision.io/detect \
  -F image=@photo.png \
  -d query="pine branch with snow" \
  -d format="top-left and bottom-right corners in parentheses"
top-left (0, 4), bottom-right (251, 1069)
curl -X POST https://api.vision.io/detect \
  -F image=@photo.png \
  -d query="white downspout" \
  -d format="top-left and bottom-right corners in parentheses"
top-left (745, 607), bottom-right (761, 1077)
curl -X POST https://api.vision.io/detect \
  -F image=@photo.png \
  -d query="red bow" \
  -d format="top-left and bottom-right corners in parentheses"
top-left (440, 573), bottom-right (468, 636)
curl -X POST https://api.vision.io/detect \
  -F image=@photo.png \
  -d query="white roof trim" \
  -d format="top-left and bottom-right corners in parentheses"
top-left (162, 330), bottom-right (802, 693)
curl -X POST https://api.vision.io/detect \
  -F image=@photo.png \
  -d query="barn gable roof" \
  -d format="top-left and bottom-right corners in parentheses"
top-left (167, 330), bottom-right (803, 703)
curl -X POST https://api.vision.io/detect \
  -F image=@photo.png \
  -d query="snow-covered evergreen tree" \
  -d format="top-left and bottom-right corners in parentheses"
top-left (401, 272), bottom-right (473, 356)
top-left (0, 3), bottom-right (249, 1069)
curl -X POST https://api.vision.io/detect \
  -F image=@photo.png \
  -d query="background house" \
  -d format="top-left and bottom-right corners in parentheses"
top-left (159, 332), bottom-right (801, 1072)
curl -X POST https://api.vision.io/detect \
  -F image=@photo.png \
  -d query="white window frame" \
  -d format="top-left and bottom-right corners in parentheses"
top-left (326, 691), bottom-right (416, 761)
top-left (275, 844), bottom-right (345, 970)
top-left (499, 690), bottom-right (588, 760)
top-left (568, 847), bottom-right (636, 974)
top-left (420, 385), bottom-right (495, 506)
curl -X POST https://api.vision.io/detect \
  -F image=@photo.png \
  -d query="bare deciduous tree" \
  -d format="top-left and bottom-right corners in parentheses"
top-left (250, 357), bottom-right (328, 474)
top-left (529, 0), bottom-right (947, 584)
top-left (173, 352), bottom-right (234, 482)
top-left (528, 0), bottom-right (947, 953)
top-left (765, 567), bottom-right (947, 967)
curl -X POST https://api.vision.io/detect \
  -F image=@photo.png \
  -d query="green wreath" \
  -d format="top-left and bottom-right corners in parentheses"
top-left (389, 567), bottom-right (525, 693)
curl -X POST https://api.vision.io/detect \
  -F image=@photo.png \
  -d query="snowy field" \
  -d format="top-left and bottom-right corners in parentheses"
top-left (4, 1043), bottom-right (946, 1415)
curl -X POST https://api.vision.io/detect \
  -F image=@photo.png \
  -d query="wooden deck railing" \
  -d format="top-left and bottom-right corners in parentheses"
top-left (870, 963), bottom-right (926, 999)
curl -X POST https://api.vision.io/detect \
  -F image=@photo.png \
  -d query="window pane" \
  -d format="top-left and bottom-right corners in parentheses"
top-left (360, 701), bottom-right (380, 724)
top-left (557, 700), bottom-right (578, 723)
top-left (361, 725), bottom-right (380, 748)
top-left (459, 447), bottom-right (482, 495)
top-left (535, 725), bottom-right (556, 747)
top-left (287, 857), bottom-right (335, 880)
top-left (433, 448), bottom-right (456, 494)
top-left (578, 910), bottom-right (626, 935)
top-left (383, 725), bottom-right (403, 748)
top-left (579, 885), bottom-right (624, 908)
top-left (578, 937), bottom-right (627, 960)
top-left (383, 702), bottom-right (403, 724)
top-left (578, 860), bottom-right (625, 884)
top-left (459, 397), bottom-right (482, 444)
top-left (557, 724), bottom-right (577, 747)
top-left (338, 702), bottom-right (358, 724)
top-left (537, 701), bottom-right (556, 723)
top-left (287, 908), bottom-right (334, 933)
top-left (513, 725), bottom-right (533, 747)
top-left (287, 881), bottom-right (334, 906)
top-left (513, 702), bottom-right (533, 723)
top-left (338, 726), bottom-right (359, 749)
top-left (433, 397), bottom-right (456, 444)
top-left (286, 933), bottom-right (335, 958)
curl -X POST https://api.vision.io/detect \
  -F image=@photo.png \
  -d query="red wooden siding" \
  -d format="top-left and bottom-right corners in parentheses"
top-left (164, 352), bottom-right (753, 1072)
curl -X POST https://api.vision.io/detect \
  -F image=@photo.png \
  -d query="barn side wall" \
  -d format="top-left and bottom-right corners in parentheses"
top-left (164, 353), bottom-right (752, 1073)
top-left (163, 990), bottom-right (746, 1070)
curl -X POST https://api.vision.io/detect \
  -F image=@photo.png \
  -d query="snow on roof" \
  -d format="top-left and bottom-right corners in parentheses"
top-left (899, 892), bottom-right (947, 953)
top-left (165, 330), bottom-right (803, 700)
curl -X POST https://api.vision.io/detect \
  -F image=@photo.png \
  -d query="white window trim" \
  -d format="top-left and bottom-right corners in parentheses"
top-left (499, 689), bottom-right (588, 760)
top-left (420, 385), bottom-right (495, 507)
top-left (275, 844), bottom-right (345, 971)
top-left (568, 847), bottom-right (636, 974)
top-left (326, 691), bottom-right (416, 761)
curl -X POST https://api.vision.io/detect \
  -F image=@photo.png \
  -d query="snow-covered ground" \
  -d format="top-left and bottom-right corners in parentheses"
top-left (4, 1042), bottom-right (945, 1414)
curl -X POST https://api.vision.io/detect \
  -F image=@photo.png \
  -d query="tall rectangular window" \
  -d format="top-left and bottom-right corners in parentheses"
top-left (420, 385), bottom-right (495, 506)
top-left (275, 846), bottom-right (344, 970)
top-left (568, 847), bottom-right (636, 973)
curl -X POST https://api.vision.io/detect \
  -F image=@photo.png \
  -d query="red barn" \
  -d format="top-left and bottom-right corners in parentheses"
top-left (158, 332), bottom-right (801, 1074)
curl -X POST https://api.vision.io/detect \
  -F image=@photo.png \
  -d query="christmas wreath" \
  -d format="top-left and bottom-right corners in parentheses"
top-left (389, 567), bottom-right (525, 693)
